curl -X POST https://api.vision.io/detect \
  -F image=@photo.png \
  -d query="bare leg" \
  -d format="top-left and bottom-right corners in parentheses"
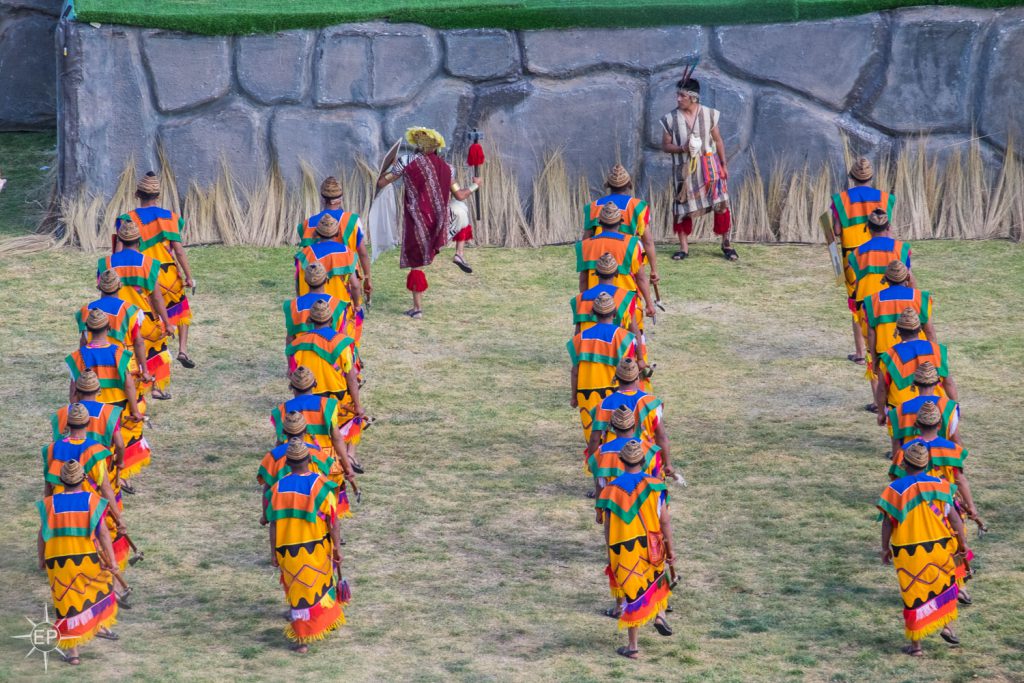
top-left (627, 626), bottom-right (639, 653)
top-left (178, 322), bottom-right (189, 355)
top-left (412, 291), bottom-right (423, 312)
top-left (676, 231), bottom-right (689, 253)
top-left (852, 317), bottom-right (866, 358)
top-left (455, 240), bottom-right (466, 259)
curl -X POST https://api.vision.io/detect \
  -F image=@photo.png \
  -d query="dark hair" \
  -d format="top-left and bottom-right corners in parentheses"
top-left (676, 77), bottom-right (700, 93)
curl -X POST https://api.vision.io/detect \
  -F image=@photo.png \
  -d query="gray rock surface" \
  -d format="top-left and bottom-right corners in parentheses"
top-left (480, 74), bottom-right (645, 198)
top-left (159, 100), bottom-right (265, 192)
top-left (142, 32), bottom-right (230, 113)
top-left (270, 108), bottom-right (381, 186)
top-left (59, 24), bottom-right (157, 193)
top-left (0, 0), bottom-right (61, 13)
top-left (646, 66), bottom-right (754, 158)
top-left (523, 27), bottom-right (702, 77)
top-left (316, 30), bottom-right (371, 105)
top-left (0, 13), bottom-right (56, 129)
top-left (443, 30), bottom-right (518, 81)
top-left (752, 91), bottom-right (845, 174)
top-left (370, 27), bottom-right (441, 105)
top-left (979, 15), bottom-right (1024, 152)
top-left (384, 78), bottom-right (474, 149)
top-left (867, 11), bottom-right (984, 133)
top-left (714, 16), bottom-right (881, 108)
top-left (237, 31), bottom-right (312, 104)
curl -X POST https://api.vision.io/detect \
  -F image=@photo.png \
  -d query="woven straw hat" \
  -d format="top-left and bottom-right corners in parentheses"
top-left (616, 356), bottom-right (640, 383)
top-left (896, 307), bottom-right (921, 332)
top-left (290, 366), bottom-right (316, 391)
top-left (85, 308), bottom-right (109, 331)
top-left (916, 401), bottom-right (942, 427)
top-left (598, 202), bottom-right (622, 226)
top-left (283, 411), bottom-right (307, 435)
top-left (606, 164), bottom-right (631, 189)
top-left (136, 171), bottom-right (160, 195)
top-left (67, 402), bottom-right (91, 427)
top-left (619, 439), bottom-right (645, 466)
top-left (592, 292), bottom-right (616, 316)
top-left (309, 299), bottom-right (333, 324)
top-left (903, 442), bottom-right (930, 469)
top-left (304, 261), bottom-right (328, 288)
top-left (75, 369), bottom-right (101, 394)
top-left (98, 269), bottom-right (122, 294)
top-left (913, 362), bottom-right (940, 386)
top-left (867, 209), bottom-right (889, 230)
top-left (60, 460), bottom-right (86, 486)
top-left (320, 176), bottom-right (343, 200)
top-left (405, 126), bottom-right (446, 151)
top-left (884, 260), bottom-right (909, 284)
top-left (285, 437), bottom-right (310, 462)
top-left (595, 252), bottom-right (618, 276)
top-left (849, 157), bottom-right (873, 182)
top-left (117, 217), bottom-right (141, 242)
top-left (315, 214), bottom-right (339, 238)
top-left (610, 404), bottom-right (636, 431)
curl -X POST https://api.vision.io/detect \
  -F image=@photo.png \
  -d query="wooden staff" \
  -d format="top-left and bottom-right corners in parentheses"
top-left (125, 534), bottom-right (145, 565)
top-left (96, 544), bottom-right (131, 594)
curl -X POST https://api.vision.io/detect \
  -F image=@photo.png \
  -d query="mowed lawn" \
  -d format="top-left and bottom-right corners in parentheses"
top-left (0, 240), bottom-right (1021, 682)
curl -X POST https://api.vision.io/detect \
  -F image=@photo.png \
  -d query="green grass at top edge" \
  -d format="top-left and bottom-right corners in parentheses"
top-left (72, 0), bottom-right (1022, 35)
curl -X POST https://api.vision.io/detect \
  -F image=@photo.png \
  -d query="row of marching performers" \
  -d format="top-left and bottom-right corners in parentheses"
top-left (831, 157), bottom-right (987, 657)
top-left (37, 172), bottom-right (196, 665)
top-left (258, 175), bottom-right (371, 652)
top-left (566, 167), bottom-right (682, 660)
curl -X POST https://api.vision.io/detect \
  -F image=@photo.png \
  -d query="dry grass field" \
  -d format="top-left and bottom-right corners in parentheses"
top-left (0, 238), bottom-right (1021, 682)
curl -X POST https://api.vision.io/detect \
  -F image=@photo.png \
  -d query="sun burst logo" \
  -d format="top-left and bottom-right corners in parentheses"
top-left (12, 605), bottom-right (64, 672)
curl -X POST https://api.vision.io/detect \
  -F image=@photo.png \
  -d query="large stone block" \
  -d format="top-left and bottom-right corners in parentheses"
top-left (0, 0), bottom-right (61, 14)
top-left (0, 13), bottom-right (56, 129)
top-left (237, 31), bottom-right (312, 105)
top-left (471, 80), bottom-right (533, 125)
top-left (159, 100), bottom-right (265, 192)
top-left (384, 78), bottom-right (474, 150)
top-left (479, 74), bottom-right (645, 199)
top-left (714, 16), bottom-right (881, 109)
top-left (979, 14), bottom-right (1024, 153)
top-left (751, 91), bottom-right (846, 175)
top-left (443, 30), bottom-right (518, 81)
top-left (142, 31), bottom-right (230, 113)
top-left (646, 66), bottom-right (754, 160)
top-left (523, 27), bottom-right (702, 77)
top-left (317, 24), bottom-right (440, 106)
top-left (866, 10), bottom-right (985, 133)
top-left (58, 24), bottom-right (157, 195)
top-left (270, 108), bottom-right (381, 186)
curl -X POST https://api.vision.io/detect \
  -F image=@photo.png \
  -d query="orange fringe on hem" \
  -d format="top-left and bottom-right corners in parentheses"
top-left (59, 614), bottom-right (117, 649)
top-left (118, 457), bottom-right (151, 480)
top-left (284, 612), bottom-right (346, 644)
top-left (618, 595), bottom-right (669, 630)
top-left (905, 610), bottom-right (957, 642)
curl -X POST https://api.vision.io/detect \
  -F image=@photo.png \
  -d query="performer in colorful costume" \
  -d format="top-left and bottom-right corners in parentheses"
top-left (864, 260), bottom-right (934, 372)
top-left (77, 270), bottom-right (149, 380)
top-left (100, 218), bottom-right (174, 398)
top-left (568, 292), bottom-right (637, 444)
top-left (67, 309), bottom-right (149, 484)
top-left (294, 214), bottom-right (361, 345)
top-left (53, 370), bottom-right (129, 482)
top-left (588, 358), bottom-right (674, 477)
top-left (577, 204), bottom-right (655, 375)
top-left (875, 309), bottom-right (957, 413)
top-left (268, 440), bottom-right (346, 652)
top-left (588, 406), bottom-right (662, 500)
top-left (43, 404), bottom-right (129, 572)
top-left (848, 209), bottom-right (913, 411)
top-left (115, 171), bottom-right (196, 369)
top-left (375, 126), bottom-right (481, 318)
top-left (596, 440), bottom-right (676, 659)
top-left (888, 362), bottom-right (960, 456)
top-left (258, 412), bottom-right (339, 525)
top-left (284, 262), bottom-right (345, 371)
top-left (585, 165), bottom-right (659, 285)
top-left (831, 158), bottom-right (896, 364)
top-left (37, 460), bottom-right (118, 665)
top-left (660, 77), bottom-right (736, 261)
top-left (572, 253), bottom-right (640, 338)
top-left (878, 441), bottom-right (967, 656)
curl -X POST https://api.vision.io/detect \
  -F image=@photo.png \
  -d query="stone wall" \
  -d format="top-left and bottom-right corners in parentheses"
top-left (0, 0), bottom-right (61, 130)
top-left (56, 7), bottom-right (1024, 203)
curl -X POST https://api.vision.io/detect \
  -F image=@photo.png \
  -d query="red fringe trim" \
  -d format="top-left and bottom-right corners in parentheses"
top-left (453, 225), bottom-right (473, 242)
top-left (406, 269), bottom-right (428, 292)
top-left (673, 217), bottom-right (693, 235)
top-left (713, 208), bottom-right (731, 235)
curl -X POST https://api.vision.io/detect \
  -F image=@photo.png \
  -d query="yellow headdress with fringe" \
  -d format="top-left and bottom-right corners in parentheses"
top-left (405, 127), bottom-right (446, 152)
